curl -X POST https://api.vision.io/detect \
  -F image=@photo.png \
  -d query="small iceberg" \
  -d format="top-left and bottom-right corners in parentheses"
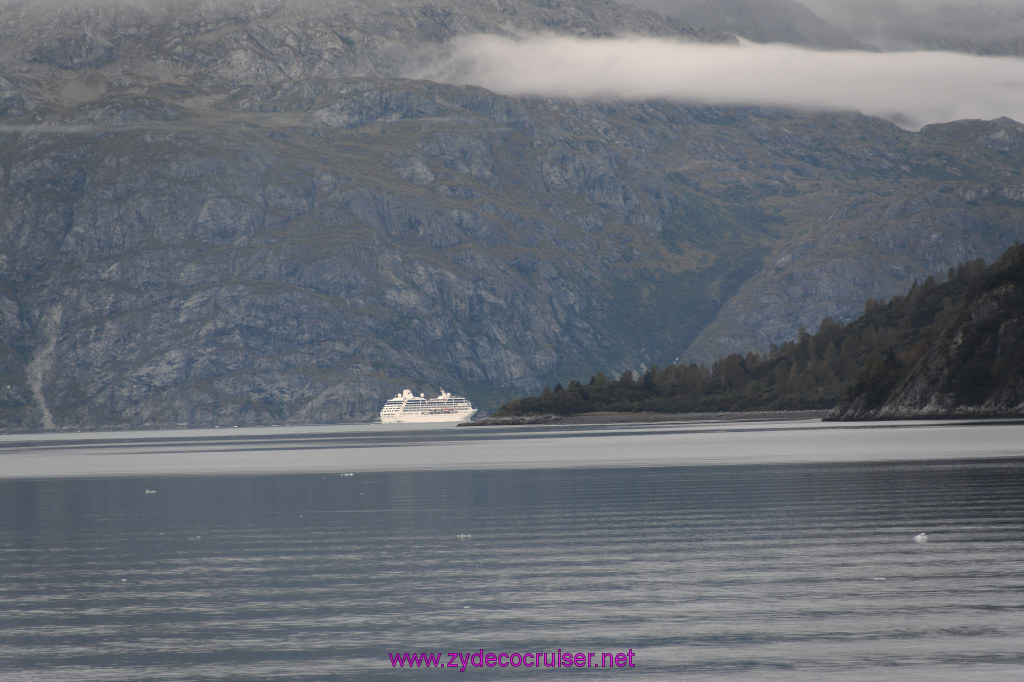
top-left (914, 532), bottom-right (928, 543)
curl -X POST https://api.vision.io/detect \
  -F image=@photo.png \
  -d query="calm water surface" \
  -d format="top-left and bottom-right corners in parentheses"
top-left (1, 420), bottom-right (1023, 680)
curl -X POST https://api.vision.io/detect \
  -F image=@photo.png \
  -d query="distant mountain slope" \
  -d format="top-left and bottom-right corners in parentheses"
top-left (621, 0), bottom-right (869, 49)
top-left (684, 117), bottom-right (1024, 363)
top-left (1, 0), bottom-right (1023, 431)
top-left (0, 0), bottom-right (725, 87)
top-left (624, 0), bottom-right (1024, 57)
top-left (801, 0), bottom-right (1024, 56)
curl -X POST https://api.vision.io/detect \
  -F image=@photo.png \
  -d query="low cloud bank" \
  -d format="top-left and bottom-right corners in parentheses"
top-left (414, 34), bottom-right (1024, 129)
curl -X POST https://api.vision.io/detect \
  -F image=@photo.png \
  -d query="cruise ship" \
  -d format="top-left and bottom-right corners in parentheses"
top-left (379, 389), bottom-right (478, 424)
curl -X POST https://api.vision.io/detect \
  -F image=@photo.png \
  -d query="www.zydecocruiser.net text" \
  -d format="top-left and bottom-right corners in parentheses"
top-left (389, 649), bottom-right (637, 671)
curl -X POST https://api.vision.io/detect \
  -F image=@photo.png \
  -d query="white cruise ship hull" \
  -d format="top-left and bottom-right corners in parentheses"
top-left (379, 408), bottom-right (478, 424)
top-left (379, 389), bottom-right (478, 424)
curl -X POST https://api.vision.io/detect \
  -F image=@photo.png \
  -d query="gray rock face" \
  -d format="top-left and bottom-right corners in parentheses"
top-left (628, 0), bottom-right (1024, 57)
top-left (622, 0), bottom-right (870, 50)
top-left (2, 1), bottom-right (1024, 431)
top-left (802, 0), bottom-right (1024, 57)
top-left (684, 146), bottom-right (1024, 363)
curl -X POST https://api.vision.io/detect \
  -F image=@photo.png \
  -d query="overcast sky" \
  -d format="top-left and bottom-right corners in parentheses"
top-left (414, 33), bottom-right (1024, 129)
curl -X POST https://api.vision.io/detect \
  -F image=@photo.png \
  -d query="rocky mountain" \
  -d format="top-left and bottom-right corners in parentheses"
top-left (802, 0), bottom-right (1024, 56)
top-left (2, 0), bottom-right (1024, 431)
top-left (684, 119), bottom-right (1024, 361)
top-left (625, 0), bottom-right (1024, 56)
top-left (621, 0), bottom-right (869, 50)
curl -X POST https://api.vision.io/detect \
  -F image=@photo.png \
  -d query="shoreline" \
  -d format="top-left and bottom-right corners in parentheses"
top-left (462, 409), bottom-right (830, 427)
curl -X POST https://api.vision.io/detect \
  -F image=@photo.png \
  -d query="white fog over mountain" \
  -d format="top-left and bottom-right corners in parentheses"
top-left (410, 0), bottom-right (1024, 129)
top-left (416, 34), bottom-right (1024, 129)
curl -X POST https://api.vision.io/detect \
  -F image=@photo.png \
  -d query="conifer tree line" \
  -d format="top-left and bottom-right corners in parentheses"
top-left (495, 243), bottom-right (1024, 417)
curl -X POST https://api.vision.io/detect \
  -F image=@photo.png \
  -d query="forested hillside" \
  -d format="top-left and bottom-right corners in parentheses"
top-left (491, 243), bottom-right (1024, 420)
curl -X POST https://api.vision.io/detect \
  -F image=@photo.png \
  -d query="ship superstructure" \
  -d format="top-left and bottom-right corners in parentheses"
top-left (379, 389), bottom-right (477, 423)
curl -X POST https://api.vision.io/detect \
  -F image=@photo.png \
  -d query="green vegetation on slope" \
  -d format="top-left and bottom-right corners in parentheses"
top-left (494, 243), bottom-right (1024, 419)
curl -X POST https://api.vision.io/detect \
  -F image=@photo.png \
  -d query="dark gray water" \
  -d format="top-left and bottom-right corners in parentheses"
top-left (1, 421), bottom-right (1023, 680)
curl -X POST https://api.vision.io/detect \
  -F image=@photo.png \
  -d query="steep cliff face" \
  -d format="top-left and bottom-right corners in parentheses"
top-left (2, 0), bottom-right (1024, 431)
top-left (829, 244), bottom-right (1024, 419)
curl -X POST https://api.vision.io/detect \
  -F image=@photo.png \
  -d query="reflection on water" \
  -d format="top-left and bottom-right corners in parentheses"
top-left (1, 424), bottom-right (1023, 680)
